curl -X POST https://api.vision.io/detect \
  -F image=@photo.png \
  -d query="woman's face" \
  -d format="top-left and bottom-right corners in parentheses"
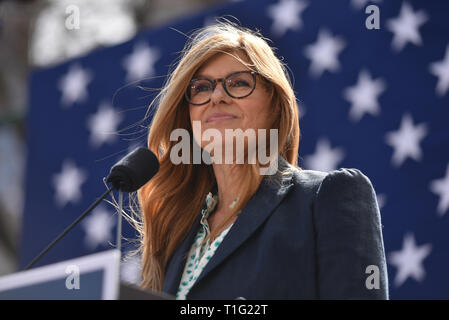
top-left (188, 52), bottom-right (273, 153)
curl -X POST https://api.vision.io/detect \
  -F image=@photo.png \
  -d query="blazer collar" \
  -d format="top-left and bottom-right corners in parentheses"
top-left (162, 155), bottom-right (296, 296)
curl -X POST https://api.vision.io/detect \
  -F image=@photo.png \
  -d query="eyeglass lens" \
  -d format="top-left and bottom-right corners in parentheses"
top-left (187, 71), bottom-right (255, 105)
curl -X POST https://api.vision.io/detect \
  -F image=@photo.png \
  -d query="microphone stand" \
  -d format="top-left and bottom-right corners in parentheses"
top-left (24, 187), bottom-right (114, 270)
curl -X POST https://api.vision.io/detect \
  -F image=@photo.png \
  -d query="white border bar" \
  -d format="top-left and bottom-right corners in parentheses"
top-left (0, 250), bottom-right (120, 300)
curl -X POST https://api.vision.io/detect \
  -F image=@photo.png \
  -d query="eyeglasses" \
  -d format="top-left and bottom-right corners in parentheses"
top-left (185, 70), bottom-right (258, 106)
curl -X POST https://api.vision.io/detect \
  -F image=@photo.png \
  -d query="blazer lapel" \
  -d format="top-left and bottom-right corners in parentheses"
top-left (162, 213), bottom-right (201, 295)
top-left (192, 156), bottom-right (295, 288)
top-left (162, 183), bottom-right (219, 295)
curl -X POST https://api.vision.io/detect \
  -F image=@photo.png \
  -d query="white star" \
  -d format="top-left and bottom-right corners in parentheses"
top-left (386, 2), bottom-right (428, 52)
top-left (343, 70), bottom-right (386, 122)
top-left (87, 102), bottom-right (123, 148)
top-left (350, 0), bottom-right (382, 10)
top-left (297, 100), bottom-right (306, 119)
top-left (429, 44), bottom-right (449, 97)
top-left (304, 29), bottom-right (346, 78)
top-left (385, 113), bottom-right (427, 168)
top-left (429, 163), bottom-right (449, 217)
top-left (122, 42), bottom-right (160, 82)
top-left (58, 63), bottom-right (93, 107)
top-left (388, 232), bottom-right (432, 288)
top-left (121, 254), bottom-right (142, 285)
top-left (82, 205), bottom-right (115, 250)
top-left (204, 16), bottom-right (219, 27)
top-left (267, 0), bottom-right (308, 37)
top-left (376, 193), bottom-right (387, 211)
top-left (303, 138), bottom-right (345, 172)
top-left (52, 160), bottom-right (87, 208)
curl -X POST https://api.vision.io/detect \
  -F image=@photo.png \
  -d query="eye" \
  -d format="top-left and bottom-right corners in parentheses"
top-left (227, 78), bottom-right (250, 88)
top-left (190, 80), bottom-right (212, 95)
top-left (226, 72), bottom-right (254, 88)
top-left (194, 84), bottom-right (211, 92)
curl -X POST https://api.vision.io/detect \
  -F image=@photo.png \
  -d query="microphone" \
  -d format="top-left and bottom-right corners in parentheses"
top-left (106, 147), bottom-right (159, 192)
top-left (24, 147), bottom-right (159, 270)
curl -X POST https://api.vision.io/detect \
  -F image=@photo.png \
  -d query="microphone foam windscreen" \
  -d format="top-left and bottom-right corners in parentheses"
top-left (106, 147), bottom-right (159, 192)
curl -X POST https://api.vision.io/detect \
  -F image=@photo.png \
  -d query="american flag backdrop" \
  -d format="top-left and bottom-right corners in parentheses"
top-left (21, 0), bottom-right (449, 299)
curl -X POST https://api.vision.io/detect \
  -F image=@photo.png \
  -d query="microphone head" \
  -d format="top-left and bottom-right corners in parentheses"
top-left (106, 147), bottom-right (159, 192)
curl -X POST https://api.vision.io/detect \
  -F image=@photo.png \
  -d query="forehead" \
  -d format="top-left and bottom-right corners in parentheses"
top-left (194, 51), bottom-right (251, 78)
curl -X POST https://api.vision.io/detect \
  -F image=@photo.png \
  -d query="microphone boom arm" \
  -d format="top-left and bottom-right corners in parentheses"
top-left (24, 187), bottom-right (114, 270)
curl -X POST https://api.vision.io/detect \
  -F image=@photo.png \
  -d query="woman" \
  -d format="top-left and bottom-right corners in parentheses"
top-left (136, 21), bottom-right (389, 299)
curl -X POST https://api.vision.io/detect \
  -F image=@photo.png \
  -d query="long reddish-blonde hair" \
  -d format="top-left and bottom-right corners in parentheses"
top-left (135, 20), bottom-right (300, 291)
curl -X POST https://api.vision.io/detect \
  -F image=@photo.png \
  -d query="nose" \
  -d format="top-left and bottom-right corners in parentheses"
top-left (210, 80), bottom-right (231, 105)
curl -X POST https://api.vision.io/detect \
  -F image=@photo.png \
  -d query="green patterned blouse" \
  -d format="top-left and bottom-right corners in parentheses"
top-left (176, 191), bottom-right (237, 300)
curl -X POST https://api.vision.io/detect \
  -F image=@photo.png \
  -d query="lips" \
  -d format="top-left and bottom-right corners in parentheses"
top-left (206, 112), bottom-right (237, 123)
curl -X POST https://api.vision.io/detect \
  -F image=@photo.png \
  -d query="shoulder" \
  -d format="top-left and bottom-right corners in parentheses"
top-left (276, 166), bottom-right (378, 215)
top-left (302, 167), bottom-right (381, 238)
top-left (290, 167), bottom-right (376, 198)
top-left (314, 168), bottom-right (377, 206)
top-left (273, 156), bottom-right (377, 206)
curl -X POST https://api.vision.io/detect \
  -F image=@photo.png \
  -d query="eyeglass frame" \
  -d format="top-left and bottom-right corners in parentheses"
top-left (185, 70), bottom-right (259, 106)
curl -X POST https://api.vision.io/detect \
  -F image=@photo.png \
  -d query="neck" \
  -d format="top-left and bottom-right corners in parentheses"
top-left (211, 162), bottom-right (264, 213)
top-left (212, 163), bottom-right (240, 213)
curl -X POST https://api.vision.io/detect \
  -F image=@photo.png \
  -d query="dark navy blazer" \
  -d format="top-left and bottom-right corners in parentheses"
top-left (162, 157), bottom-right (389, 299)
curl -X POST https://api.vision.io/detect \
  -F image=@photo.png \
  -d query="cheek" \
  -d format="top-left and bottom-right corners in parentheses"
top-left (241, 98), bottom-right (272, 129)
top-left (189, 105), bottom-right (202, 122)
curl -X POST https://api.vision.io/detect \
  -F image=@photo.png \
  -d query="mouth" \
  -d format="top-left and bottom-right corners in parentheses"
top-left (206, 113), bottom-right (238, 123)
